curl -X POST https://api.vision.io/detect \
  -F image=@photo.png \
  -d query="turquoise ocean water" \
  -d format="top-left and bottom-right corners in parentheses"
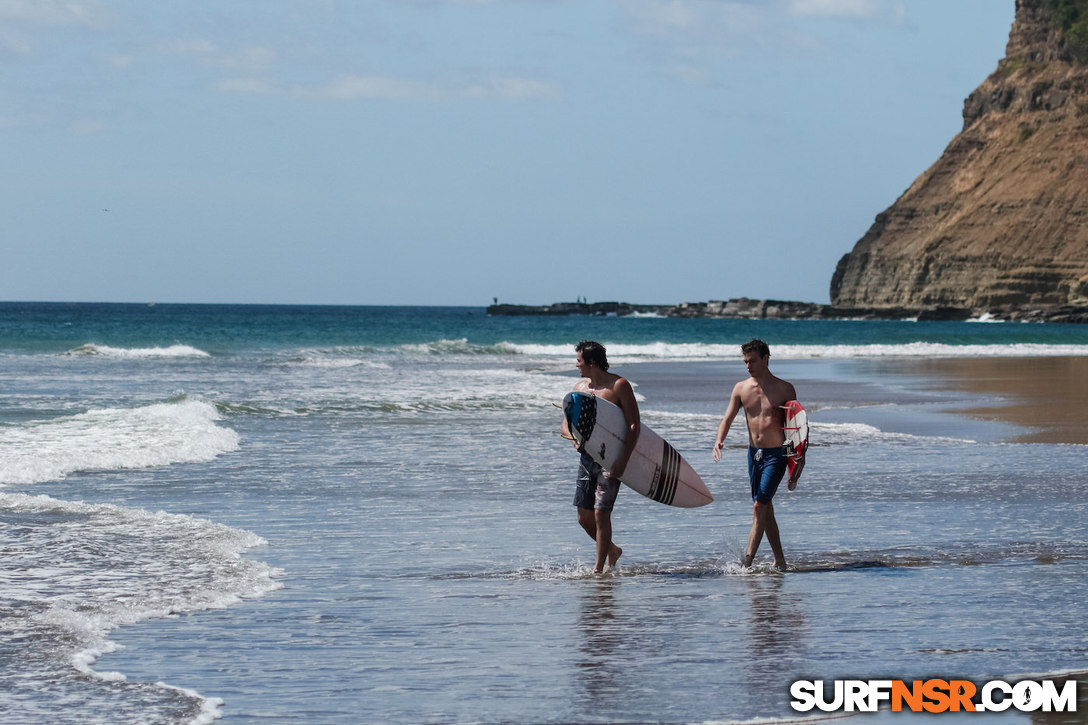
top-left (1, 302), bottom-right (1086, 723)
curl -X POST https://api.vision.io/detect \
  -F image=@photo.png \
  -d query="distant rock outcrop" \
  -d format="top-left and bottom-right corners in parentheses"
top-left (486, 298), bottom-right (1074, 321)
top-left (486, 301), bottom-right (665, 317)
top-left (830, 0), bottom-right (1088, 317)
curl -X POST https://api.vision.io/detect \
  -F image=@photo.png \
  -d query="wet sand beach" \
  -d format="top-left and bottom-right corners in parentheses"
top-left (891, 356), bottom-right (1088, 444)
top-left (623, 356), bottom-right (1088, 445)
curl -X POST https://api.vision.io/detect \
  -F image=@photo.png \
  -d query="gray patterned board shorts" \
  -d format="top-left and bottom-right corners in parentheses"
top-left (574, 452), bottom-right (621, 511)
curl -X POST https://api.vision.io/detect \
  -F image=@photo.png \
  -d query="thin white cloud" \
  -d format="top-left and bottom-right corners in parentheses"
top-left (613, 0), bottom-right (909, 84)
top-left (0, 0), bottom-right (110, 56)
top-left (0, 28), bottom-right (32, 55)
top-left (159, 38), bottom-right (217, 58)
top-left (319, 74), bottom-right (430, 100)
top-left (163, 33), bottom-right (561, 102)
top-left (0, 111), bottom-right (50, 128)
top-left (0, 0), bottom-right (106, 26)
top-left (158, 38), bottom-right (278, 72)
top-left (613, 0), bottom-right (772, 80)
top-left (218, 72), bottom-right (559, 101)
top-left (463, 76), bottom-right (560, 100)
top-left (217, 77), bottom-right (279, 95)
top-left (630, 0), bottom-right (700, 32)
top-left (621, 0), bottom-right (763, 39)
top-left (71, 118), bottom-right (109, 135)
top-left (225, 46), bottom-right (277, 71)
top-left (787, 0), bottom-right (880, 17)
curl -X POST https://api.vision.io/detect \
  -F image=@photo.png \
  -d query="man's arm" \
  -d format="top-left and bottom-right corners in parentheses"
top-left (607, 378), bottom-right (640, 478)
top-left (712, 383), bottom-right (744, 462)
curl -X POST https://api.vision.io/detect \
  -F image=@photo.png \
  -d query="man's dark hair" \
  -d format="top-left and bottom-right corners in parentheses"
top-left (741, 339), bottom-right (770, 358)
top-left (576, 339), bottom-right (609, 371)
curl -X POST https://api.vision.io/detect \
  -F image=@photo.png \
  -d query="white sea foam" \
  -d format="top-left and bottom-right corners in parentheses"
top-left (502, 341), bottom-right (1088, 360)
top-left (162, 684), bottom-right (224, 725)
top-left (0, 399), bottom-right (240, 485)
top-left (67, 343), bottom-right (211, 358)
top-left (638, 412), bottom-right (971, 446)
top-left (399, 338), bottom-right (522, 356)
top-left (0, 490), bottom-right (280, 721)
top-left (813, 420), bottom-right (972, 445)
top-left (639, 409), bottom-right (725, 424)
top-left (52, 338), bottom-right (1088, 363)
top-left (251, 359), bottom-right (576, 418)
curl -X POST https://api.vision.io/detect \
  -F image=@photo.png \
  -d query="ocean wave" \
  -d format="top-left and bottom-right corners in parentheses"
top-left (282, 340), bottom-right (522, 367)
top-left (655, 419), bottom-right (970, 449)
top-left (271, 339), bottom-right (1088, 367)
top-left (0, 398), bottom-right (240, 485)
top-left (289, 356), bottom-right (384, 369)
top-left (66, 343), bottom-right (211, 358)
top-left (399, 338), bottom-right (523, 356)
top-left (0, 491), bottom-right (281, 720)
top-left (501, 341), bottom-right (1088, 360)
top-left (812, 420), bottom-right (972, 445)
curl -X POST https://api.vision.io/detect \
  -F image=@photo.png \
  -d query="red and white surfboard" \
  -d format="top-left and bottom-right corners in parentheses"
top-left (782, 400), bottom-right (808, 484)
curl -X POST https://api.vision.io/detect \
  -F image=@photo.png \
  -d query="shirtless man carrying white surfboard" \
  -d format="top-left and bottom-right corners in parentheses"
top-left (711, 339), bottom-right (805, 570)
top-left (561, 340), bottom-right (640, 573)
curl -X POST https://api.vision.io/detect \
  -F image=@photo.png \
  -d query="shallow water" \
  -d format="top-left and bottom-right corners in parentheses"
top-left (1, 304), bottom-right (1086, 723)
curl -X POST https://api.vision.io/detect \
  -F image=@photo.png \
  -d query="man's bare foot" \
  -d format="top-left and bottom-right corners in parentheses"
top-left (606, 545), bottom-right (622, 571)
top-left (742, 553), bottom-right (754, 568)
top-left (772, 560), bottom-right (787, 571)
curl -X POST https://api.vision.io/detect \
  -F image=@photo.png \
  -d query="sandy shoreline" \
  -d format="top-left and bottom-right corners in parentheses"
top-left (892, 356), bottom-right (1088, 444)
top-left (619, 355), bottom-right (1088, 446)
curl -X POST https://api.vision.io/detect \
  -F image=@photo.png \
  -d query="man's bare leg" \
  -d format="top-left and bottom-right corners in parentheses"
top-left (594, 510), bottom-right (622, 572)
top-left (745, 507), bottom-right (763, 568)
top-left (579, 508), bottom-right (621, 573)
top-left (578, 508), bottom-right (596, 540)
top-left (764, 508), bottom-right (786, 569)
top-left (748, 501), bottom-right (786, 570)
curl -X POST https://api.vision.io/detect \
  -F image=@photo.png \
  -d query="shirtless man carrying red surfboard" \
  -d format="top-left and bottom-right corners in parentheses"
top-left (711, 339), bottom-right (805, 570)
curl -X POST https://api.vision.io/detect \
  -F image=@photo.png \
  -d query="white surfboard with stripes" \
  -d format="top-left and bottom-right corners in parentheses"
top-left (563, 391), bottom-right (713, 508)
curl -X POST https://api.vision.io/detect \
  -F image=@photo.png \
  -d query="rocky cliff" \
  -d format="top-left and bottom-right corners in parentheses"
top-left (830, 0), bottom-right (1088, 318)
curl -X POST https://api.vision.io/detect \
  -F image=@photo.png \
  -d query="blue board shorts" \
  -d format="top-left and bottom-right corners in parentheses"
top-left (748, 446), bottom-right (788, 504)
top-left (574, 452), bottom-right (621, 511)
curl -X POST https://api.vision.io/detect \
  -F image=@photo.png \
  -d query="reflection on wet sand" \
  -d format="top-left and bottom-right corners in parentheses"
top-left (743, 576), bottom-right (808, 691)
top-left (575, 578), bottom-right (622, 703)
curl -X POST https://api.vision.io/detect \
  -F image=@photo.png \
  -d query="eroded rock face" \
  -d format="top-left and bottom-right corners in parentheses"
top-left (830, 0), bottom-right (1088, 316)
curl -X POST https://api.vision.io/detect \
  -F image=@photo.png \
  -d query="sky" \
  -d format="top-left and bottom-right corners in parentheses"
top-left (2, 0), bottom-right (1016, 307)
